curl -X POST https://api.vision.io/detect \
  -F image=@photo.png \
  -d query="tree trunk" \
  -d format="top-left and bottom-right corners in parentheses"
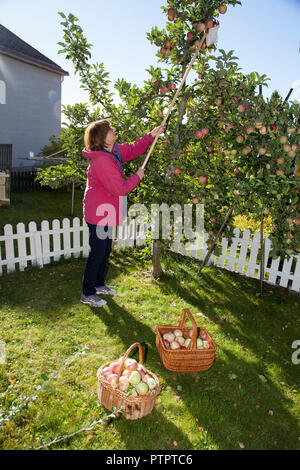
top-left (152, 239), bottom-right (164, 278)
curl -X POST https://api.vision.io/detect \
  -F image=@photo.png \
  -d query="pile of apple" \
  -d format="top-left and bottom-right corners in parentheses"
top-left (101, 357), bottom-right (158, 397)
top-left (162, 328), bottom-right (210, 350)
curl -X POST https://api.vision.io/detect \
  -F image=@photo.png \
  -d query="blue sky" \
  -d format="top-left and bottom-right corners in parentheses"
top-left (0, 0), bottom-right (299, 112)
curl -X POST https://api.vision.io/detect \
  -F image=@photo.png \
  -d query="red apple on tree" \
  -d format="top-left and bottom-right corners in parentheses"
top-left (197, 22), bottom-right (205, 32)
top-left (219, 5), bottom-right (227, 14)
top-left (199, 176), bottom-right (207, 184)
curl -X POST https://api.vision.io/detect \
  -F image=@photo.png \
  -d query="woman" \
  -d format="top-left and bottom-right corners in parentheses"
top-left (81, 119), bottom-right (165, 307)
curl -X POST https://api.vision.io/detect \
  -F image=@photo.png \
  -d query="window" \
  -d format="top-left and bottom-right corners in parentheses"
top-left (0, 80), bottom-right (6, 104)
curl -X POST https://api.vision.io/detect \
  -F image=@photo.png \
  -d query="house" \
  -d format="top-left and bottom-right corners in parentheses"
top-left (0, 24), bottom-right (69, 171)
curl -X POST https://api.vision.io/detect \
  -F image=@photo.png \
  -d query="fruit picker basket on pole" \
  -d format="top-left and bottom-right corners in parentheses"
top-left (97, 342), bottom-right (161, 420)
top-left (156, 308), bottom-right (217, 373)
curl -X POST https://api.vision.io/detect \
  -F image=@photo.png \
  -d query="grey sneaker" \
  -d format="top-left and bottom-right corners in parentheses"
top-left (95, 285), bottom-right (116, 296)
top-left (80, 294), bottom-right (107, 307)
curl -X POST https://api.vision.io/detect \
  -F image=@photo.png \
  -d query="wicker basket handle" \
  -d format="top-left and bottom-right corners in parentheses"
top-left (115, 342), bottom-right (143, 385)
top-left (178, 308), bottom-right (198, 350)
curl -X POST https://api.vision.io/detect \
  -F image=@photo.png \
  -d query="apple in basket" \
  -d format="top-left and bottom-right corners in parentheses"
top-left (147, 377), bottom-right (157, 390)
top-left (136, 382), bottom-right (149, 395)
top-left (102, 366), bottom-right (113, 378)
top-left (170, 341), bottom-right (180, 350)
top-left (163, 332), bottom-right (175, 343)
top-left (203, 340), bottom-right (210, 349)
top-left (177, 336), bottom-right (185, 346)
top-left (196, 338), bottom-right (204, 349)
top-left (121, 369), bottom-right (130, 378)
top-left (129, 370), bottom-right (142, 386)
top-left (137, 364), bottom-right (146, 379)
top-left (163, 339), bottom-right (170, 349)
top-left (124, 358), bottom-right (138, 371)
top-left (185, 338), bottom-right (191, 348)
top-left (143, 373), bottom-right (151, 383)
top-left (111, 361), bottom-right (122, 375)
top-left (118, 376), bottom-right (129, 392)
top-left (107, 374), bottom-right (118, 386)
top-left (174, 329), bottom-right (183, 337)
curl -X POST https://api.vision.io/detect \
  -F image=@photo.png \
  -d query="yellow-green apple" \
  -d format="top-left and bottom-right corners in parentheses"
top-left (259, 147), bottom-right (266, 154)
top-left (254, 120), bottom-right (263, 128)
top-left (136, 382), bottom-right (149, 395)
top-left (196, 338), bottom-right (203, 349)
top-left (129, 370), bottom-right (141, 385)
top-left (203, 340), bottom-right (210, 349)
top-left (177, 336), bottom-right (186, 346)
top-left (184, 338), bottom-right (191, 348)
top-left (170, 341), bottom-right (180, 350)
top-left (147, 377), bottom-right (157, 390)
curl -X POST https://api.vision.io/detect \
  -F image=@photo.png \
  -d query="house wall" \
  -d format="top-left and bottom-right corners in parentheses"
top-left (0, 53), bottom-right (62, 168)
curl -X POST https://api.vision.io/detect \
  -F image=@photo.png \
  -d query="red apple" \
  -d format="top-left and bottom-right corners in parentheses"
top-left (197, 22), bottom-right (205, 32)
top-left (187, 32), bottom-right (194, 40)
top-left (173, 168), bottom-right (181, 175)
top-left (236, 135), bottom-right (244, 143)
top-left (277, 157), bottom-right (285, 164)
top-left (165, 40), bottom-right (171, 48)
top-left (169, 83), bottom-right (176, 90)
top-left (219, 5), bottom-right (227, 14)
top-left (205, 19), bottom-right (214, 29)
top-left (242, 147), bottom-right (251, 155)
top-left (238, 104), bottom-right (246, 113)
top-left (202, 128), bottom-right (209, 135)
top-left (280, 135), bottom-right (288, 144)
top-left (195, 130), bottom-right (203, 139)
top-left (246, 126), bottom-right (254, 134)
top-left (199, 176), bottom-right (207, 184)
top-left (259, 126), bottom-right (267, 135)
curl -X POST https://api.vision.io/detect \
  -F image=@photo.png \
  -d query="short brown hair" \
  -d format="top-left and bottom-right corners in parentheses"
top-left (84, 119), bottom-right (110, 151)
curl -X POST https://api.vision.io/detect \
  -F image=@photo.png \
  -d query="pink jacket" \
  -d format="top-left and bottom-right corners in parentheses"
top-left (82, 132), bottom-right (154, 226)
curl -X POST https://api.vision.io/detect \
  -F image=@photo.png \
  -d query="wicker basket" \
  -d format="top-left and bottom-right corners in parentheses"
top-left (97, 342), bottom-right (160, 420)
top-left (156, 308), bottom-right (217, 373)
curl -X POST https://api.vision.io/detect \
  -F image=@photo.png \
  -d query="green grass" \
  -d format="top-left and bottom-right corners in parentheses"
top-left (0, 190), bottom-right (84, 232)
top-left (0, 248), bottom-right (299, 450)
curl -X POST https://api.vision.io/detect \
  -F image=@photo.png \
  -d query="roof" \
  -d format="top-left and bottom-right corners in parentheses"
top-left (0, 24), bottom-right (69, 76)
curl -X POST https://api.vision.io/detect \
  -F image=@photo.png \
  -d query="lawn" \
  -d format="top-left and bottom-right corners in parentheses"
top-left (0, 189), bottom-right (84, 232)
top-left (0, 246), bottom-right (299, 450)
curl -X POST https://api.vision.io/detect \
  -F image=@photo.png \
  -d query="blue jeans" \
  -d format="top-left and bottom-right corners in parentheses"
top-left (82, 224), bottom-right (113, 296)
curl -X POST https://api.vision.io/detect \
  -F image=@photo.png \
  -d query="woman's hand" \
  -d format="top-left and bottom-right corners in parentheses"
top-left (151, 124), bottom-right (166, 138)
top-left (136, 167), bottom-right (145, 180)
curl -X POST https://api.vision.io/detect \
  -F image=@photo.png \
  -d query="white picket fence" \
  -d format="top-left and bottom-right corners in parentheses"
top-left (0, 217), bottom-right (299, 293)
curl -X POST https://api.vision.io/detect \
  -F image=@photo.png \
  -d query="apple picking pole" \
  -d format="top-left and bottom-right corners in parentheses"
top-left (142, 31), bottom-right (208, 169)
